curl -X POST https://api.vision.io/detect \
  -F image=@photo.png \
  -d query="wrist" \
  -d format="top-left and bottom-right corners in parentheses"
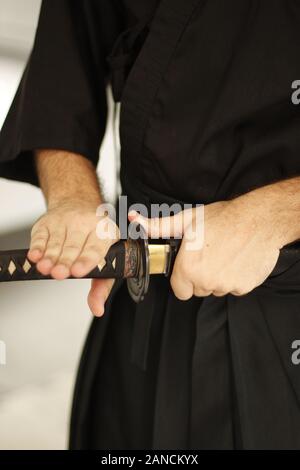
top-left (235, 180), bottom-right (300, 249)
top-left (35, 149), bottom-right (103, 211)
top-left (47, 191), bottom-right (102, 211)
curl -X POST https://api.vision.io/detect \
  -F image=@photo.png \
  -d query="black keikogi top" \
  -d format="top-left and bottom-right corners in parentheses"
top-left (1, 0), bottom-right (300, 204)
top-left (1, 0), bottom-right (300, 450)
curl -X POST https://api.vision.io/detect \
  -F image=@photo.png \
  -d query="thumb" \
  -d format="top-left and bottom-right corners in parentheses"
top-left (128, 210), bottom-right (187, 238)
top-left (88, 278), bottom-right (115, 317)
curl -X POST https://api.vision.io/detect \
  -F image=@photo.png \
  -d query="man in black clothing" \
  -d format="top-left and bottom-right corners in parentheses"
top-left (1, 0), bottom-right (300, 449)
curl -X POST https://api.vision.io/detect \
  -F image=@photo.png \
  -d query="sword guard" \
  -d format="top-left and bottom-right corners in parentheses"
top-left (127, 223), bottom-right (150, 303)
top-left (126, 224), bottom-right (181, 303)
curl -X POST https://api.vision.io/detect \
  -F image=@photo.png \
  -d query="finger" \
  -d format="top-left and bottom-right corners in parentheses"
top-left (211, 290), bottom-right (227, 297)
top-left (193, 288), bottom-right (213, 297)
top-left (71, 232), bottom-right (109, 278)
top-left (51, 229), bottom-right (89, 280)
top-left (128, 210), bottom-right (186, 238)
top-left (170, 272), bottom-right (194, 300)
top-left (88, 279), bottom-right (115, 317)
top-left (28, 226), bottom-right (49, 262)
top-left (36, 228), bottom-right (66, 275)
top-left (231, 289), bottom-right (247, 297)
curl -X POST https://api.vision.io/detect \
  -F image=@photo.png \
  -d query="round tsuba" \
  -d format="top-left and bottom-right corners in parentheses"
top-left (127, 223), bottom-right (150, 303)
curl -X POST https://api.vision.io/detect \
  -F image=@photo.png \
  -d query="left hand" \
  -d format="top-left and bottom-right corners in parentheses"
top-left (28, 199), bottom-right (120, 317)
top-left (128, 195), bottom-right (283, 299)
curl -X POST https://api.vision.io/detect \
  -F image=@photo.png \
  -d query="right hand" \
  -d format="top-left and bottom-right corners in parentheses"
top-left (27, 198), bottom-right (120, 317)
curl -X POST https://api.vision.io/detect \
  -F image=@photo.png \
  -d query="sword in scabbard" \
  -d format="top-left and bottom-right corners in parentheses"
top-left (0, 224), bottom-right (180, 303)
top-left (0, 223), bottom-right (299, 302)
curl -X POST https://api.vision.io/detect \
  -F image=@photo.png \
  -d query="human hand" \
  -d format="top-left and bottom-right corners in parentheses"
top-left (28, 198), bottom-right (120, 316)
top-left (128, 194), bottom-right (283, 299)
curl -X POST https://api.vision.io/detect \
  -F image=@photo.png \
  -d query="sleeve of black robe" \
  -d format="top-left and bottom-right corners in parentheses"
top-left (0, 0), bottom-right (123, 186)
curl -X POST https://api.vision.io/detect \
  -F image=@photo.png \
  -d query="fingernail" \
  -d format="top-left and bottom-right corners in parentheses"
top-left (29, 249), bottom-right (41, 255)
top-left (71, 262), bottom-right (85, 276)
top-left (52, 264), bottom-right (70, 279)
top-left (95, 305), bottom-right (104, 317)
top-left (28, 249), bottom-right (42, 261)
top-left (128, 210), bottom-right (138, 218)
top-left (37, 258), bottom-right (53, 269)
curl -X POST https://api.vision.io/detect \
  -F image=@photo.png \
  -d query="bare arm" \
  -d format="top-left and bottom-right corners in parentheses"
top-left (34, 149), bottom-right (103, 209)
top-left (28, 149), bottom-right (119, 316)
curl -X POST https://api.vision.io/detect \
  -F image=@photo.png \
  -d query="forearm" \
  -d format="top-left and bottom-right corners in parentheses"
top-left (233, 176), bottom-right (300, 248)
top-left (34, 149), bottom-right (103, 209)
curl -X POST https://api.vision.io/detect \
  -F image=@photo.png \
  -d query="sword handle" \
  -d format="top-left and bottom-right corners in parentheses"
top-left (0, 241), bottom-right (138, 283)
